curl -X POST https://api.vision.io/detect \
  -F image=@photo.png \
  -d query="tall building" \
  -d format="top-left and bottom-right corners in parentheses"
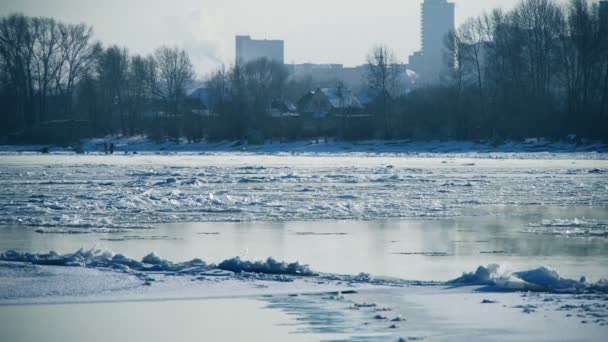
top-left (409, 0), bottom-right (455, 83)
top-left (235, 35), bottom-right (284, 65)
top-left (600, 1), bottom-right (608, 34)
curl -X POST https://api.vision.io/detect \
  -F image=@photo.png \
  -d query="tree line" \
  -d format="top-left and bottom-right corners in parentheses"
top-left (0, 13), bottom-right (194, 143)
top-left (436, 0), bottom-right (608, 141)
top-left (1, 0), bottom-right (607, 145)
top-left (361, 0), bottom-right (607, 141)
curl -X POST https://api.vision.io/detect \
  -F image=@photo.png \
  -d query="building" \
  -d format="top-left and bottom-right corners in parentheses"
top-left (288, 64), bottom-right (368, 89)
top-left (289, 63), bottom-right (415, 94)
top-left (235, 35), bottom-right (284, 65)
top-left (407, 51), bottom-right (424, 74)
top-left (298, 88), bottom-right (363, 118)
top-left (600, 1), bottom-right (608, 34)
top-left (409, 0), bottom-right (455, 84)
top-left (269, 99), bottom-right (298, 118)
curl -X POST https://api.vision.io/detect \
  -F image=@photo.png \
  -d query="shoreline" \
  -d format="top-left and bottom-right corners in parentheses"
top-left (1, 137), bottom-right (607, 156)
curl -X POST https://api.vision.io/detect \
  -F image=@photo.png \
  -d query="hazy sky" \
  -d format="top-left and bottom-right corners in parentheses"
top-left (1, 0), bottom-right (546, 75)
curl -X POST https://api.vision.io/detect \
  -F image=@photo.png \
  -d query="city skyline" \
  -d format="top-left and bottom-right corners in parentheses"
top-left (0, 0), bottom-right (557, 74)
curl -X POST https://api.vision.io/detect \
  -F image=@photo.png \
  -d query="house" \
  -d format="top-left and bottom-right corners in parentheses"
top-left (269, 99), bottom-right (299, 118)
top-left (298, 87), bottom-right (363, 118)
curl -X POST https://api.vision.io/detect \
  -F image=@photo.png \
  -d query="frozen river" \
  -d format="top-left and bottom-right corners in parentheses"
top-left (1, 153), bottom-right (607, 341)
top-left (1, 153), bottom-right (607, 279)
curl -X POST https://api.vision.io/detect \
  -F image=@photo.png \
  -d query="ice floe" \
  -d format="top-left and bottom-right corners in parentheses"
top-left (525, 218), bottom-right (608, 238)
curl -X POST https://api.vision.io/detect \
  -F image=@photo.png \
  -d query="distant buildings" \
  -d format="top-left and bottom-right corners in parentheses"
top-left (235, 35), bottom-right (284, 65)
top-left (289, 64), bottom-right (368, 89)
top-left (409, 0), bottom-right (455, 84)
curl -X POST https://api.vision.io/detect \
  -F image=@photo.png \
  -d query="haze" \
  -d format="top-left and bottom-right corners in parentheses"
top-left (0, 0), bottom-right (530, 74)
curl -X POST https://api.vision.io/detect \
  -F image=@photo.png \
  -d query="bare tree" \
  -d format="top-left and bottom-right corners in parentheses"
top-left (558, 0), bottom-right (607, 133)
top-left (512, 0), bottom-right (563, 97)
top-left (0, 14), bottom-right (36, 129)
top-left (366, 45), bottom-right (400, 138)
top-left (206, 65), bottom-right (228, 114)
top-left (243, 58), bottom-right (288, 118)
top-left (31, 17), bottom-right (62, 122)
top-left (126, 54), bottom-right (153, 135)
top-left (58, 22), bottom-right (100, 118)
top-left (151, 46), bottom-right (194, 138)
top-left (97, 45), bottom-right (129, 134)
top-left (459, 17), bottom-right (487, 119)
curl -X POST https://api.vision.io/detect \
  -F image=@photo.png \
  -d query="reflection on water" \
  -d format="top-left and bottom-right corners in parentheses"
top-left (0, 299), bottom-right (315, 342)
top-left (0, 206), bottom-right (606, 281)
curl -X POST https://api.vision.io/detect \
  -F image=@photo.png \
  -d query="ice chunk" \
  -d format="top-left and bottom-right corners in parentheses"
top-left (217, 257), bottom-right (317, 276)
top-left (513, 267), bottom-right (581, 291)
top-left (0, 249), bottom-right (317, 280)
top-left (142, 252), bottom-right (165, 265)
top-left (449, 264), bottom-right (608, 293)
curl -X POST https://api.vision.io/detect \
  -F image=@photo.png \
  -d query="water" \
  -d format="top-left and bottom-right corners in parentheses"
top-left (1, 206), bottom-right (606, 281)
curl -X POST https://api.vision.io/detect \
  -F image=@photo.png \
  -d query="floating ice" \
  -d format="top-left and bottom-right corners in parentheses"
top-left (524, 219), bottom-right (608, 238)
top-left (2, 153), bottom-right (606, 229)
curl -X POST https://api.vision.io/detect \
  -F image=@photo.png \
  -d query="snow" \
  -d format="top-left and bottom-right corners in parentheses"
top-left (449, 264), bottom-right (608, 293)
top-left (0, 136), bottom-right (607, 158)
top-left (1, 249), bottom-right (607, 340)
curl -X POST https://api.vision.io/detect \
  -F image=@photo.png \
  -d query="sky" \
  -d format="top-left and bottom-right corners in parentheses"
top-left (0, 0), bottom-right (542, 76)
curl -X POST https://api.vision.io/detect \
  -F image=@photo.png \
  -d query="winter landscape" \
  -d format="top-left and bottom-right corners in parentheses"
top-left (2, 0), bottom-right (608, 341)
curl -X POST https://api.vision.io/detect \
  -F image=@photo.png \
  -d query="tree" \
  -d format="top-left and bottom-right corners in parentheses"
top-left (206, 65), bottom-right (228, 114)
top-left (97, 45), bottom-right (129, 134)
top-left (125, 54), bottom-right (153, 135)
top-left (31, 17), bottom-right (61, 123)
top-left (512, 0), bottom-right (563, 98)
top-left (557, 0), bottom-right (607, 137)
top-left (150, 46), bottom-right (194, 139)
top-left (0, 14), bottom-right (36, 130)
top-left (459, 18), bottom-right (487, 121)
top-left (243, 58), bottom-right (288, 120)
top-left (58, 22), bottom-right (100, 118)
top-left (366, 45), bottom-right (400, 138)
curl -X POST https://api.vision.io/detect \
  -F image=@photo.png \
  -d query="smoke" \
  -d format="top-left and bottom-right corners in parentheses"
top-left (163, 9), bottom-right (226, 75)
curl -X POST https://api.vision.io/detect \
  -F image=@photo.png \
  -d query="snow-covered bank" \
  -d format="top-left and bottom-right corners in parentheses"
top-left (1, 136), bottom-right (607, 158)
top-left (1, 248), bottom-right (607, 341)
